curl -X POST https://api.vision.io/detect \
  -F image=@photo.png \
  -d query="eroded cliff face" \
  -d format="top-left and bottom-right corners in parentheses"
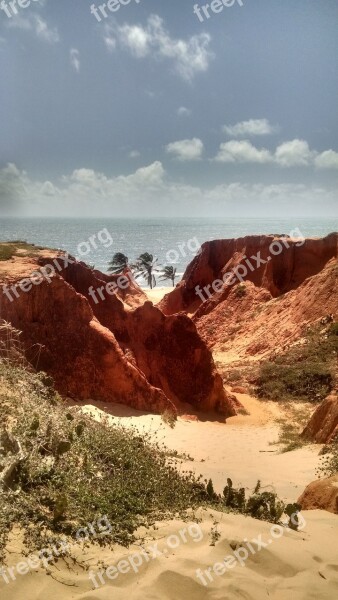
top-left (0, 274), bottom-right (171, 413)
top-left (0, 246), bottom-right (238, 417)
top-left (158, 234), bottom-right (338, 361)
top-left (37, 256), bottom-right (237, 415)
top-left (158, 233), bottom-right (338, 317)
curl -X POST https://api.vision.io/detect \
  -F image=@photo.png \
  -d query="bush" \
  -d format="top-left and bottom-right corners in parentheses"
top-left (0, 360), bottom-right (207, 558)
top-left (235, 284), bottom-right (246, 298)
top-left (257, 361), bottom-right (333, 402)
top-left (0, 245), bottom-right (15, 261)
top-left (318, 437), bottom-right (338, 477)
top-left (256, 323), bottom-right (337, 402)
top-left (222, 478), bottom-right (301, 528)
top-left (329, 322), bottom-right (338, 337)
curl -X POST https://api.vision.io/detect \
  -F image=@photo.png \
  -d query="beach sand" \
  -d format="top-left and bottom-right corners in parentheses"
top-left (144, 287), bottom-right (170, 304)
top-left (75, 393), bottom-right (321, 503)
top-left (2, 508), bottom-right (337, 600)
top-left (2, 345), bottom-right (337, 599)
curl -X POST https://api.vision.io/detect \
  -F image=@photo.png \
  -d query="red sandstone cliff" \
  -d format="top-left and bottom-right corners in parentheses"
top-left (159, 233), bottom-right (338, 317)
top-left (158, 233), bottom-right (338, 361)
top-left (0, 245), bottom-right (238, 417)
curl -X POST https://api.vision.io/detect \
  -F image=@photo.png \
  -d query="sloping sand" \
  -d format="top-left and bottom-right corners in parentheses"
top-left (2, 382), bottom-right (336, 599)
top-left (1, 509), bottom-right (337, 599)
top-left (76, 395), bottom-right (320, 502)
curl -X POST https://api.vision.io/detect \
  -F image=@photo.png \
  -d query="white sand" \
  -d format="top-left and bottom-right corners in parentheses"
top-left (76, 393), bottom-right (320, 503)
top-left (2, 509), bottom-right (337, 599)
top-left (2, 385), bottom-right (337, 599)
top-left (144, 287), bottom-right (170, 304)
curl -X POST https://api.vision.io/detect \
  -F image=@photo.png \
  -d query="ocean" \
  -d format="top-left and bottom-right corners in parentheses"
top-left (1, 217), bottom-right (337, 287)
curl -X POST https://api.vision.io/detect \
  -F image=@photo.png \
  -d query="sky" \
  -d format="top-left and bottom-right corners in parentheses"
top-left (0, 0), bottom-right (337, 218)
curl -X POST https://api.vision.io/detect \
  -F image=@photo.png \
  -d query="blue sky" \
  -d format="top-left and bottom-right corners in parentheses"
top-left (0, 0), bottom-right (337, 217)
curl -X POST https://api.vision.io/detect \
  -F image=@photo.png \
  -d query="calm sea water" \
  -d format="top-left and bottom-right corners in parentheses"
top-left (1, 217), bottom-right (337, 286)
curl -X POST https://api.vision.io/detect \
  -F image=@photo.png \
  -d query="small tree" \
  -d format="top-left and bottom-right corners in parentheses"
top-left (108, 253), bottom-right (129, 275)
top-left (160, 266), bottom-right (177, 287)
top-left (134, 253), bottom-right (159, 289)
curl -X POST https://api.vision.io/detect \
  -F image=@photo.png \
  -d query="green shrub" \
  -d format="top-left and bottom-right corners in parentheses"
top-left (318, 437), bottom-right (338, 477)
top-left (0, 361), bottom-right (207, 558)
top-left (235, 284), bottom-right (246, 298)
top-left (256, 324), bottom-right (337, 402)
top-left (257, 361), bottom-right (333, 402)
top-left (0, 245), bottom-right (15, 261)
top-left (329, 322), bottom-right (338, 337)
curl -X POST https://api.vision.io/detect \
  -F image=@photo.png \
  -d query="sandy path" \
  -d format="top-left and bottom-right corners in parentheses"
top-left (144, 287), bottom-right (169, 304)
top-left (76, 392), bottom-right (320, 503)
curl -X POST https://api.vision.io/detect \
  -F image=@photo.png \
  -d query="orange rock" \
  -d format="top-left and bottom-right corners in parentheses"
top-left (157, 234), bottom-right (337, 361)
top-left (0, 251), bottom-right (238, 417)
top-left (181, 414), bottom-right (199, 422)
top-left (231, 386), bottom-right (247, 394)
top-left (159, 233), bottom-right (338, 316)
top-left (302, 393), bottom-right (338, 443)
top-left (298, 475), bottom-right (338, 514)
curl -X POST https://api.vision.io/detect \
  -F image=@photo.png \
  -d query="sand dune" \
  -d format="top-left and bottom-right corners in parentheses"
top-left (76, 394), bottom-right (321, 502)
top-left (1, 386), bottom-right (337, 600)
top-left (1, 509), bottom-right (337, 600)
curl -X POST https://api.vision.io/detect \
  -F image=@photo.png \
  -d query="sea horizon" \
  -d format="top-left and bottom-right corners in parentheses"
top-left (1, 216), bottom-right (337, 286)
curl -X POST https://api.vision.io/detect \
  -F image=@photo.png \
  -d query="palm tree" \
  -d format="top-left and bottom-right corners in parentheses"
top-left (160, 265), bottom-right (177, 287)
top-left (108, 253), bottom-right (129, 275)
top-left (134, 253), bottom-right (159, 289)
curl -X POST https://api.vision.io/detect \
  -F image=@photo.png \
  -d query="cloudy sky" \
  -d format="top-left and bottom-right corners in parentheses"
top-left (0, 0), bottom-right (337, 217)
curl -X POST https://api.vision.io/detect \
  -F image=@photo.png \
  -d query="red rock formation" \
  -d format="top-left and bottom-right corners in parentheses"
top-left (0, 248), bottom-right (238, 417)
top-left (302, 393), bottom-right (338, 443)
top-left (298, 475), bottom-right (338, 514)
top-left (157, 233), bottom-right (338, 361)
top-left (196, 258), bottom-right (338, 359)
top-left (0, 275), bottom-right (170, 413)
top-left (159, 233), bottom-right (338, 317)
top-left (40, 256), bottom-right (238, 415)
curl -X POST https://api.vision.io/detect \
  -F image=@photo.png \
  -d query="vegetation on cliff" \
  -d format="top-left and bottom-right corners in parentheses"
top-left (256, 321), bottom-right (338, 403)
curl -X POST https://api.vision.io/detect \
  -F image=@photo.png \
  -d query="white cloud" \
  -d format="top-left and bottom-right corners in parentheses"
top-left (35, 16), bottom-right (59, 44)
top-left (223, 119), bottom-right (278, 137)
top-left (214, 137), bottom-right (338, 169)
top-left (1, 162), bottom-right (336, 218)
top-left (314, 150), bottom-right (338, 170)
top-left (103, 14), bottom-right (213, 81)
top-left (177, 107), bottom-right (191, 117)
top-left (166, 138), bottom-right (204, 161)
top-left (70, 48), bottom-right (80, 73)
top-left (7, 15), bottom-right (32, 31)
top-left (275, 139), bottom-right (314, 167)
top-left (215, 140), bottom-right (273, 164)
top-left (7, 14), bottom-right (59, 44)
top-left (67, 161), bottom-right (165, 190)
